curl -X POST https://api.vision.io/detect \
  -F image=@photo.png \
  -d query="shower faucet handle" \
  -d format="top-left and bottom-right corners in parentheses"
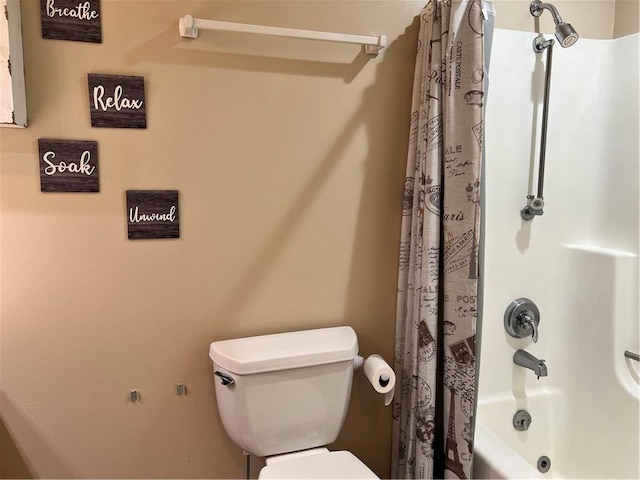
top-left (519, 312), bottom-right (538, 343)
top-left (505, 298), bottom-right (541, 343)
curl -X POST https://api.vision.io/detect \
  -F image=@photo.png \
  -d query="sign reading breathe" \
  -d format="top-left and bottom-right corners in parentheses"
top-left (40, 0), bottom-right (102, 43)
top-left (88, 74), bottom-right (146, 128)
top-left (126, 190), bottom-right (180, 240)
top-left (38, 139), bottom-right (99, 192)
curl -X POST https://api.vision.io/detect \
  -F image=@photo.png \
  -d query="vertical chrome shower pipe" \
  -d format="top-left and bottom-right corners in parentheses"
top-left (522, 0), bottom-right (578, 220)
top-left (537, 41), bottom-right (553, 200)
top-left (521, 36), bottom-right (554, 221)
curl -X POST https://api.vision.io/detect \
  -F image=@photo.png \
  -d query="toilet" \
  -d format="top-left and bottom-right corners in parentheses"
top-left (209, 326), bottom-right (379, 479)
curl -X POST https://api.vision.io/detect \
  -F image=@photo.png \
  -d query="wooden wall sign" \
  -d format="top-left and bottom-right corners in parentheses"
top-left (40, 0), bottom-right (101, 43)
top-left (88, 74), bottom-right (146, 128)
top-left (126, 190), bottom-right (179, 240)
top-left (38, 139), bottom-right (99, 192)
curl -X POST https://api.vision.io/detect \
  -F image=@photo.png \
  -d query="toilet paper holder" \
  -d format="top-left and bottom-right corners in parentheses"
top-left (353, 354), bottom-right (396, 406)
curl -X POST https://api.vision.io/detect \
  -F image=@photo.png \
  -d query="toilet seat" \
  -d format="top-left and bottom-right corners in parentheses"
top-left (259, 448), bottom-right (379, 479)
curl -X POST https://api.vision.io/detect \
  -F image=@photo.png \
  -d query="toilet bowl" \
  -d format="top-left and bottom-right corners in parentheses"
top-left (208, 326), bottom-right (380, 479)
top-left (260, 448), bottom-right (377, 479)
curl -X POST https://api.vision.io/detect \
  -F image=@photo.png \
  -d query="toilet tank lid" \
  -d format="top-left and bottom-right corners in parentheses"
top-left (209, 326), bottom-right (359, 375)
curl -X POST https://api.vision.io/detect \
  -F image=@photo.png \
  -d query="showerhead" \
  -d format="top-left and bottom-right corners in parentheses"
top-left (555, 22), bottom-right (578, 47)
top-left (530, 1), bottom-right (579, 48)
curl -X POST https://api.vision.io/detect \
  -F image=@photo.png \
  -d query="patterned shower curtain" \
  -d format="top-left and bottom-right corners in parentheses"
top-left (392, 0), bottom-right (489, 478)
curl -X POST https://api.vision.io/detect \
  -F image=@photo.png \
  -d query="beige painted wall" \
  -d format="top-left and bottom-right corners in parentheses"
top-left (493, 0), bottom-right (617, 38)
top-left (614, 0), bottom-right (640, 37)
top-left (1, 0), bottom-right (634, 478)
top-left (0, 0), bottom-right (423, 478)
top-left (492, 0), bottom-right (639, 38)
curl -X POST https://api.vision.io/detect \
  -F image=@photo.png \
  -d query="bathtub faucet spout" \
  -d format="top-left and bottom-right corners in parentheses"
top-left (513, 349), bottom-right (548, 379)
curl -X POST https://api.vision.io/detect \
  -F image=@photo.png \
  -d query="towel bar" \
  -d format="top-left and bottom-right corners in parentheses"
top-left (178, 15), bottom-right (387, 55)
top-left (624, 350), bottom-right (639, 362)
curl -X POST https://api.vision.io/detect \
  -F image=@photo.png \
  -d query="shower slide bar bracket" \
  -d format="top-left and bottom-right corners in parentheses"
top-left (178, 15), bottom-right (387, 56)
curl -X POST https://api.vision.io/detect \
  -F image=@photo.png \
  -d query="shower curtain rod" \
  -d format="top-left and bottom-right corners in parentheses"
top-left (178, 15), bottom-right (387, 55)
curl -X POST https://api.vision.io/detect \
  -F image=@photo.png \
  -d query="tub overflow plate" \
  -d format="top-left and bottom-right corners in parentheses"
top-left (513, 410), bottom-right (532, 431)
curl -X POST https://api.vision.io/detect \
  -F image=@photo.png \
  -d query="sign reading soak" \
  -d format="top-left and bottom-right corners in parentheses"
top-left (40, 0), bottom-right (102, 43)
top-left (126, 190), bottom-right (179, 240)
top-left (38, 139), bottom-right (99, 192)
top-left (88, 74), bottom-right (146, 128)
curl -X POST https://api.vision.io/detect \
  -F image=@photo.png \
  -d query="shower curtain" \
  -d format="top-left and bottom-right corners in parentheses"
top-left (392, 0), bottom-right (490, 478)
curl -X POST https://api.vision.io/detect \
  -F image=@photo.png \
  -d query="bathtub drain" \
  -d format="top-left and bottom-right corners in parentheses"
top-left (537, 455), bottom-right (551, 473)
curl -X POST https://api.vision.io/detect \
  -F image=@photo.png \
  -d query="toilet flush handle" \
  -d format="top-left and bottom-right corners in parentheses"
top-left (214, 371), bottom-right (235, 386)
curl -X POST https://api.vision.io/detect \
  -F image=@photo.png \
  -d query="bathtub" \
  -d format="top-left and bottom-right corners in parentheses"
top-left (474, 244), bottom-right (640, 479)
top-left (476, 28), bottom-right (640, 480)
top-left (473, 418), bottom-right (543, 479)
top-left (474, 243), bottom-right (640, 480)
top-left (473, 385), bottom-right (640, 479)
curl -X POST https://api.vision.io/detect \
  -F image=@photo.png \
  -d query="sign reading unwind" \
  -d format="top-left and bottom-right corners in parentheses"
top-left (126, 190), bottom-right (179, 240)
top-left (88, 73), bottom-right (146, 128)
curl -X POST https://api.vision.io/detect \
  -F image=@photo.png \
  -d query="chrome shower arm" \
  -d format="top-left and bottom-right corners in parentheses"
top-left (530, 1), bottom-right (564, 24)
top-left (530, 1), bottom-right (579, 47)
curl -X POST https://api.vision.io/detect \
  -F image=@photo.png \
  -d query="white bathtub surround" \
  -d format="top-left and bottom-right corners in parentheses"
top-left (474, 420), bottom-right (545, 479)
top-left (475, 29), bottom-right (639, 479)
top-left (392, 0), bottom-right (493, 478)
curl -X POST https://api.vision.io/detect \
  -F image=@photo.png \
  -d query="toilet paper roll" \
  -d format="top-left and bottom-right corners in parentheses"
top-left (363, 354), bottom-right (396, 406)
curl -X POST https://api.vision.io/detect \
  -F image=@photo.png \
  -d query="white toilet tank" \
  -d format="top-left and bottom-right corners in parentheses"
top-left (209, 326), bottom-right (358, 457)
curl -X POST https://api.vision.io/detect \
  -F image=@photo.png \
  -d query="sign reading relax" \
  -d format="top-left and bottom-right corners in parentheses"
top-left (40, 0), bottom-right (102, 43)
top-left (126, 190), bottom-right (180, 240)
top-left (38, 139), bottom-right (99, 192)
top-left (88, 74), bottom-right (146, 128)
